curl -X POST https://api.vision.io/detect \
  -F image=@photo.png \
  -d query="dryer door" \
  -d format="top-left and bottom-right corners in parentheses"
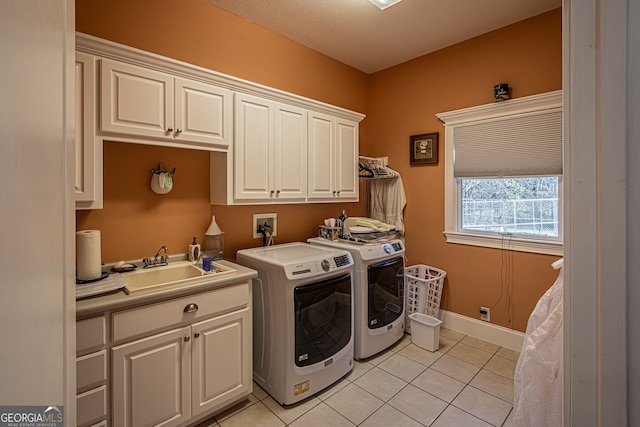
top-left (294, 273), bottom-right (352, 367)
top-left (367, 257), bottom-right (404, 329)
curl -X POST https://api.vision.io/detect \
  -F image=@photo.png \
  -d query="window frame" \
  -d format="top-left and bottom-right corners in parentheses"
top-left (437, 90), bottom-right (564, 255)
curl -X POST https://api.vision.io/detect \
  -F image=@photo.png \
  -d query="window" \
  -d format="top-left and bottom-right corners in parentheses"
top-left (459, 176), bottom-right (561, 236)
top-left (437, 91), bottom-right (563, 255)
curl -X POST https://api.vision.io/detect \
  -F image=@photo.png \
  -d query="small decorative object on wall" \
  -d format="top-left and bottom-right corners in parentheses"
top-left (494, 83), bottom-right (510, 101)
top-left (410, 133), bottom-right (439, 165)
top-left (150, 162), bottom-right (176, 194)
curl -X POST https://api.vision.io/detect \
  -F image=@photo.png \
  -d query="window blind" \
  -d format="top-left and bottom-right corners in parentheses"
top-left (453, 109), bottom-right (562, 177)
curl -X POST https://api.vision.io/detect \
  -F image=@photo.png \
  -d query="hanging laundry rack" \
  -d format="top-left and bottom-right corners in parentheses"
top-left (359, 156), bottom-right (398, 179)
top-left (358, 156), bottom-right (406, 234)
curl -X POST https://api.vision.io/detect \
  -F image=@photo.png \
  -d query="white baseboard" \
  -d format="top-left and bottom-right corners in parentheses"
top-left (439, 309), bottom-right (524, 352)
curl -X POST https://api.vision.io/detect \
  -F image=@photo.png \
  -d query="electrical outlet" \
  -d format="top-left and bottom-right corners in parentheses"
top-left (480, 306), bottom-right (490, 322)
top-left (253, 213), bottom-right (278, 238)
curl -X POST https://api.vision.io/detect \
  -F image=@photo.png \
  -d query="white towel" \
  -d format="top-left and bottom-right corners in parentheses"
top-left (368, 175), bottom-right (407, 233)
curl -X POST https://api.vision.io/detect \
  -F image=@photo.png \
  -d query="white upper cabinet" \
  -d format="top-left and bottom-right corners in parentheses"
top-left (335, 119), bottom-right (359, 199)
top-left (76, 33), bottom-right (364, 208)
top-left (174, 77), bottom-right (231, 146)
top-left (308, 112), bottom-right (358, 201)
top-left (75, 52), bottom-right (102, 210)
top-left (275, 102), bottom-right (307, 200)
top-left (100, 59), bottom-right (232, 149)
top-left (232, 93), bottom-right (307, 202)
top-left (233, 93), bottom-right (273, 200)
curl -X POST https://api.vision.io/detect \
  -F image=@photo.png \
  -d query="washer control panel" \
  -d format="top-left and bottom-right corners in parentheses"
top-left (286, 253), bottom-right (353, 279)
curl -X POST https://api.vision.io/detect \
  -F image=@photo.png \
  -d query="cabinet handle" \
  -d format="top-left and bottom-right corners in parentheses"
top-left (184, 303), bottom-right (199, 313)
top-left (184, 336), bottom-right (190, 342)
top-left (176, 128), bottom-right (182, 134)
top-left (194, 332), bottom-right (200, 339)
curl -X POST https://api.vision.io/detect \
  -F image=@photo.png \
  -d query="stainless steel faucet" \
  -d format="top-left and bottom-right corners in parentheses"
top-left (143, 245), bottom-right (169, 268)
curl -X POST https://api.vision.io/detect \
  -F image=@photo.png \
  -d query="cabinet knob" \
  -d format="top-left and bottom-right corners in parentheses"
top-left (276, 190), bottom-right (281, 194)
top-left (270, 190), bottom-right (275, 195)
top-left (167, 128), bottom-right (174, 133)
top-left (176, 128), bottom-right (182, 134)
top-left (336, 190), bottom-right (341, 195)
top-left (194, 332), bottom-right (200, 339)
top-left (333, 191), bottom-right (337, 195)
top-left (184, 303), bottom-right (199, 313)
top-left (184, 336), bottom-right (190, 342)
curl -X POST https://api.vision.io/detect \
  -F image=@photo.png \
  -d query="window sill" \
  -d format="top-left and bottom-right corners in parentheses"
top-left (444, 231), bottom-right (563, 255)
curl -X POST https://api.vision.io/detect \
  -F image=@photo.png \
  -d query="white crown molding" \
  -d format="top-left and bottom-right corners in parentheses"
top-left (76, 32), bottom-right (365, 123)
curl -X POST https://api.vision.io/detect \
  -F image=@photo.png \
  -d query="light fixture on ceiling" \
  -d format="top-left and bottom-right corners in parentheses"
top-left (368, 0), bottom-right (403, 11)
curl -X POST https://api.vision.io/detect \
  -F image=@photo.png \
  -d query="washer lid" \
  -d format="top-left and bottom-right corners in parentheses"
top-left (240, 242), bottom-right (344, 264)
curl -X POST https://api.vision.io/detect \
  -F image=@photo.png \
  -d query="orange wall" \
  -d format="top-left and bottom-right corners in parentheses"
top-left (75, 0), bottom-right (369, 262)
top-left (76, 0), bottom-right (562, 332)
top-left (365, 9), bottom-right (563, 331)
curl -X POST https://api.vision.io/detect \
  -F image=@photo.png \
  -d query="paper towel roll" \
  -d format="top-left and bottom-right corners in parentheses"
top-left (76, 230), bottom-right (102, 280)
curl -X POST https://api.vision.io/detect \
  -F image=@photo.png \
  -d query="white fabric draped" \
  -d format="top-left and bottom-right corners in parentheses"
top-left (512, 262), bottom-right (564, 426)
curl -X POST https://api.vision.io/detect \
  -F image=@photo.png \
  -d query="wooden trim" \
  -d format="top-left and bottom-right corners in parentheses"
top-left (564, 0), bottom-right (631, 425)
top-left (439, 309), bottom-right (525, 352)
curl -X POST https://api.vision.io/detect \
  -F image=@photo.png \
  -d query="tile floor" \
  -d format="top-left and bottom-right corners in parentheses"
top-left (197, 329), bottom-right (520, 427)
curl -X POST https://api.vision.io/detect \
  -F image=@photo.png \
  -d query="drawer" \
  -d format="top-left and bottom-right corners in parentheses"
top-left (77, 385), bottom-right (107, 427)
top-left (77, 316), bottom-right (106, 355)
top-left (112, 281), bottom-right (249, 342)
top-left (76, 350), bottom-right (107, 393)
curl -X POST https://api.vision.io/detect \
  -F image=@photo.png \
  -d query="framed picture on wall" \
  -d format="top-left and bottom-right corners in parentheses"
top-left (410, 132), bottom-right (439, 165)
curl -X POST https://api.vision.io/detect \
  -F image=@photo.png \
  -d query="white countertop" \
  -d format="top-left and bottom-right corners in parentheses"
top-left (76, 260), bottom-right (257, 318)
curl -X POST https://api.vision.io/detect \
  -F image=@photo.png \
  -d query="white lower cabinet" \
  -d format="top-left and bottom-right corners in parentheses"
top-left (112, 327), bottom-right (191, 427)
top-left (76, 316), bottom-right (108, 427)
top-left (110, 283), bottom-right (252, 427)
top-left (191, 310), bottom-right (251, 417)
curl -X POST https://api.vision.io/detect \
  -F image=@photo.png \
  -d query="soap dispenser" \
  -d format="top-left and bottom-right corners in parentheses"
top-left (188, 237), bottom-right (201, 264)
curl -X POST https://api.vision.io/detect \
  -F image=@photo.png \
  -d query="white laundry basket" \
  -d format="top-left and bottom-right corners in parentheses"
top-left (404, 264), bottom-right (446, 333)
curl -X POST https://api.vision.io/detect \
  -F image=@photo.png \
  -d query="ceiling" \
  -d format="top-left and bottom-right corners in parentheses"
top-left (204, 0), bottom-right (561, 74)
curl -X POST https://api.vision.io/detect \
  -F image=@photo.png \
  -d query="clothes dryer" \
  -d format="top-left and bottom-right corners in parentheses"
top-left (235, 242), bottom-right (354, 405)
top-left (308, 237), bottom-right (405, 359)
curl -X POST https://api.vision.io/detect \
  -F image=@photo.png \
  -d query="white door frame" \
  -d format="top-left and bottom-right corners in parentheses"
top-left (564, 0), bottom-right (638, 425)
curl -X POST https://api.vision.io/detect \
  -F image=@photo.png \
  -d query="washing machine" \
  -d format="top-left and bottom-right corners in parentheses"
top-left (235, 242), bottom-right (354, 405)
top-left (308, 237), bottom-right (405, 359)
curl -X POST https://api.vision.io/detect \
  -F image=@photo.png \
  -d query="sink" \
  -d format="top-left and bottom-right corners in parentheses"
top-left (121, 261), bottom-right (234, 294)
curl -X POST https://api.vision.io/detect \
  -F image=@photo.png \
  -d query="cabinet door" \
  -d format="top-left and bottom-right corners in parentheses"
top-left (307, 112), bottom-right (335, 199)
top-left (174, 78), bottom-right (232, 148)
top-left (191, 308), bottom-right (252, 417)
top-left (75, 52), bottom-right (100, 207)
top-left (101, 59), bottom-right (174, 140)
top-left (112, 327), bottom-right (191, 427)
top-left (234, 93), bottom-right (274, 200)
top-left (274, 103), bottom-right (307, 200)
top-left (334, 119), bottom-right (359, 200)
